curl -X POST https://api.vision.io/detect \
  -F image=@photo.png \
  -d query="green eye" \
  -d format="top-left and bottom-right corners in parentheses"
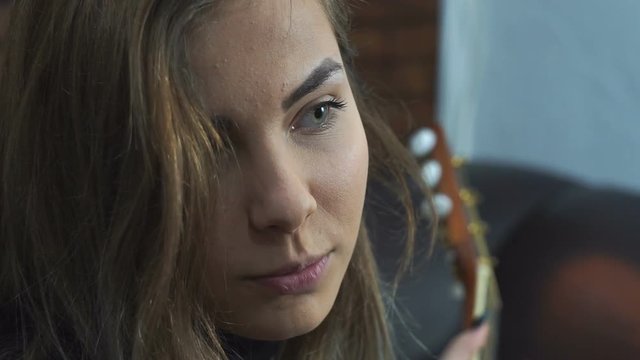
top-left (305, 104), bottom-right (330, 128)
top-left (292, 98), bottom-right (347, 132)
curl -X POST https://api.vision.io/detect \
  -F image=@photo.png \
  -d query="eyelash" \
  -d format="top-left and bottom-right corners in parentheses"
top-left (325, 97), bottom-right (348, 110)
top-left (292, 96), bottom-right (348, 134)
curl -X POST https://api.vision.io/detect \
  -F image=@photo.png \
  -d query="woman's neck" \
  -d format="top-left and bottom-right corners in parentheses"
top-left (220, 331), bottom-right (281, 360)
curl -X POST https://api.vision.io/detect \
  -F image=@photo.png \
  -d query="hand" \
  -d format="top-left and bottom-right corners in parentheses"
top-left (439, 323), bottom-right (490, 360)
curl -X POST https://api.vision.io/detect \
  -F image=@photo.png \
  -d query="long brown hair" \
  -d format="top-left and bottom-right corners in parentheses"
top-left (0, 1), bottom-right (429, 359)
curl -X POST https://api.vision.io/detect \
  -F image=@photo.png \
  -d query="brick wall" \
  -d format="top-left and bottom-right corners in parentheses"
top-left (350, 0), bottom-right (440, 138)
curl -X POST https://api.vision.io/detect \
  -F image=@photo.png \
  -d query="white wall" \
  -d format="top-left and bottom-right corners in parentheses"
top-left (439, 0), bottom-right (640, 193)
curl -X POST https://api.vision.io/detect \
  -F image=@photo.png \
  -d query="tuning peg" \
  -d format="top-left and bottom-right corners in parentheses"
top-left (421, 159), bottom-right (442, 188)
top-left (451, 156), bottom-right (467, 168)
top-left (451, 279), bottom-right (466, 301)
top-left (421, 192), bottom-right (453, 219)
top-left (459, 188), bottom-right (481, 207)
top-left (434, 193), bottom-right (453, 217)
top-left (408, 127), bottom-right (437, 157)
top-left (467, 221), bottom-right (489, 238)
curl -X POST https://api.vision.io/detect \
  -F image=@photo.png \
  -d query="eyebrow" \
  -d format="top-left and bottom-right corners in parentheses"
top-left (281, 58), bottom-right (344, 111)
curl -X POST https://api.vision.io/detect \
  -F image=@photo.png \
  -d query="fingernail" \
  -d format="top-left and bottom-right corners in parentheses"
top-left (471, 314), bottom-right (487, 329)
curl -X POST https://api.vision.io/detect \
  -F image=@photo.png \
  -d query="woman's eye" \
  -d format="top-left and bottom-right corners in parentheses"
top-left (292, 98), bottom-right (346, 133)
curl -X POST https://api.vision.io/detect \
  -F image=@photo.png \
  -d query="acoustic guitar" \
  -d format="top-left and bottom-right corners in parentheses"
top-left (407, 123), bottom-right (501, 360)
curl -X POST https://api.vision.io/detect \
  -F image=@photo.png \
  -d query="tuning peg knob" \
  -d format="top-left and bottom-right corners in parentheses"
top-left (420, 192), bottom-right (453, 219)
top-left (408, 127), bottom-right (437, 157)
top-left (434, 193), bottom-right (453, 218)
top-left (451, 279), bottom-right (466, 301)
top-left (421, 159), bottom-right (442, 188)
top-left (433, 193), bottom-right (453, 219)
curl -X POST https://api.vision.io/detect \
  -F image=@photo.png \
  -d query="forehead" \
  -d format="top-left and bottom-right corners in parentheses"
top-left (188, 0), bottom-right (341, 115)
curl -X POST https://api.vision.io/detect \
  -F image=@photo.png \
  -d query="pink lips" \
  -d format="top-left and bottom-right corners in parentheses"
top-left (252, 254), bottom-right (331, 295)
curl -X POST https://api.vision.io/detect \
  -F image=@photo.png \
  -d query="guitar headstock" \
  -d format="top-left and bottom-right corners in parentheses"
top-left (407, 124), bottom-right (479, 326)
top-left (406, 124), bottom-right (501, 359)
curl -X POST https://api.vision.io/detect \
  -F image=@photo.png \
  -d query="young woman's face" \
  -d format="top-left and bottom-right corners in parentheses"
top-left (189, 0), bottom-right (369, 341)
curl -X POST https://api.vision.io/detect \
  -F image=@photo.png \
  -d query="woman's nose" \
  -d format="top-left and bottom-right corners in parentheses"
top-left (247, 153), bottom-right (317, 234)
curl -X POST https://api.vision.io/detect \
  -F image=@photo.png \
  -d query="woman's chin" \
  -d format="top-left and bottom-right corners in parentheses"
top-left (223, 311), bottom-right (326, 341)
top-left (214, 268), bottom-right (343, 341)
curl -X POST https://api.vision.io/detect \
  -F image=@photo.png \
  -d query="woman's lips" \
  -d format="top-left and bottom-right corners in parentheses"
top-left (251, 254), bottom-right (331, 295)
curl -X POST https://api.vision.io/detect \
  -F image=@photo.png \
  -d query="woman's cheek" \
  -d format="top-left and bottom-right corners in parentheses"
top-left (309, 115), bottom-right (369, 222)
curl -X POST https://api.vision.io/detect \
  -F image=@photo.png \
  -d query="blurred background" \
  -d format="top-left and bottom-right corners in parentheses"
top-left (351, 0), bottom-right (640, 193)
top-left (439, 0), bottom-right (640, 193)
top-left (350, 1), bottom-right (640, 359)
